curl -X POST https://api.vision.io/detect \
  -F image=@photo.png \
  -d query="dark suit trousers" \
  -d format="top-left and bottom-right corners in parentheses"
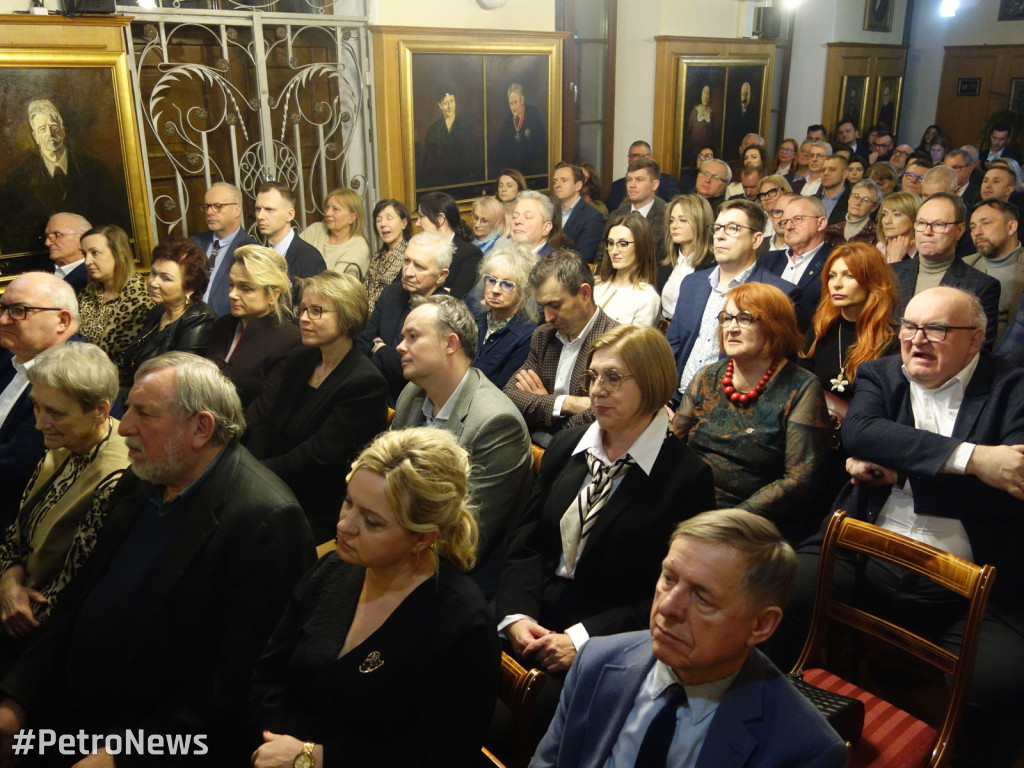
top-left (770, 552), bottom-right (1024, 768)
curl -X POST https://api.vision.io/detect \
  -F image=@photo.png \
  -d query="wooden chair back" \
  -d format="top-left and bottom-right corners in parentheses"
top-left (482, 652), bottom-right (546, 768)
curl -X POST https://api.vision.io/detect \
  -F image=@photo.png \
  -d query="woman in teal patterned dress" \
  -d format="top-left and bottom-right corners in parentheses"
top-left (672, 282), bottom-right (830, 543)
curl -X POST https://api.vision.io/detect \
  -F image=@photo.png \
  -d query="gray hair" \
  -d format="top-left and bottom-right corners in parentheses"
top-left (516, 189), bottom-right (556, 224)
top-left (135, 352), bottom-right (246, 444)
top-left (944, 149), bottom-right (972, 166)
top-left (851, 178), bottom-right (883, 204)
top-left (407, 231), bottom-right (456, 271)
top-left (17, 271), bottom-right (80, 325)
top-left (49, 213), bottom-right (91, 237)
top-left (701, 158), bottom-right (732, 184)
top-left (26, 341), bottom-right (117, 411)
top-left (507, 82), bottom-right (525, 100)
top-left (479, 243), bottom-right (539, 322)
top-left (742, 133), bottom-right (765, 146)
top-left (414, 294), bottom-right (479, 363)
top-left (209, 181), bottom-right (242, 205)
top-left (784, 194), bottom-right (826, 218)
top-left (923, 165), bottom-right (958, 193)
top-left (810, 140), bottom-right (833, 156)
top-left (959, 145), bottom-right (979, 165)
top-left (27, 98), bottom-right (62, 126)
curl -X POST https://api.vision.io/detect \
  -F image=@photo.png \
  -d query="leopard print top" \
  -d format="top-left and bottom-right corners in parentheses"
top-left (78, 273), bottom-right (153, 370)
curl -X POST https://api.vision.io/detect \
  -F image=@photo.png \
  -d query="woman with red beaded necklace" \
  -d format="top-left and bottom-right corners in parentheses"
top-left (671, 282), bottom-right (830, 543)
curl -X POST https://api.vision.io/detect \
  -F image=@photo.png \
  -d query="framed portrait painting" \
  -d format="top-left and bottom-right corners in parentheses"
top-left (371, 29), bottom-right (562, 206)
top-left (0, 49), bottom-right (150, 278)
top-left (675, 58), bottom-right (767, 170)
top-left (998, 0), bottom-right (1024, 21)
top-left (864, 0), bottom-right (894, 32)
top-left (837, 75), bottom-right (869, 135)
top-left (874, 75), bottom-right (903, 135)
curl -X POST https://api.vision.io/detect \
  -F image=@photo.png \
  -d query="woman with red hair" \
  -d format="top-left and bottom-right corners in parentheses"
top-left (672, 282), bottom-right (830, 542)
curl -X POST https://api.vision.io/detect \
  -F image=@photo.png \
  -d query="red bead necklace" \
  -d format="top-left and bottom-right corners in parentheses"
top-left (722, 358), bottom-right (780, 406)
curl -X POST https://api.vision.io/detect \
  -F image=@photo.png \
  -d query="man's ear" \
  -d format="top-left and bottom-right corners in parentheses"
top-left (748, 605), bottom-right (783, 647)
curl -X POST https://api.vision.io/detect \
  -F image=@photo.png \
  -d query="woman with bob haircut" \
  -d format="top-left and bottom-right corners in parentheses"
top-left (496, 325), bottom-right (715, 691)
top-left (469, 195), bottom-right (511, 257)
top-left (875, 190), bottom-right (921, 263)
top-left (250, 427), bottom-right (500, 768)
top-left (77, 224), bottom-right (152, 372)
top-left (673, 282), bottom-right (830, 543)
top-left (367, 199), bottom-right (413, 313)
top-left (246, 272), bottom-right (388, 541)
top-left (204, 245), bottom-right (301, 415)
top-left (658, 194), bottom-right (716, 324)
top-left (0, 343), bottom-right (129, 639)
top-left (300, 188), bottom-right (372, 280)
top-left (495, 168), bottom-right (529, 230)
top-left (593, 211), bottom-right (660, 327)
top-left (120, 237), bottom-right (216, 390)
top-left (473, 243), bottom-right (538, 388)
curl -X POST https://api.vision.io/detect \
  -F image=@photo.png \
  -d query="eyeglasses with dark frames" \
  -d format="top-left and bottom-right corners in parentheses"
top-left (605, 239), bottom-right (635, 250)
top-left (295, 305), bottom-right (336, 320)
top-left (913, 219), bottom-right (959, 234)
top-left (198, 202), bottom-right (241, 213)
top-left (897, 320), bottom-right (977, 342)
top-left (708, 223), bottom-right (758, 237)
top-left (0, 304), bottom-right (63, 321)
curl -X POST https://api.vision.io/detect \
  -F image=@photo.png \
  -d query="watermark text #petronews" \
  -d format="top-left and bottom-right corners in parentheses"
top-left (12, 729), bottom-right (208, 757)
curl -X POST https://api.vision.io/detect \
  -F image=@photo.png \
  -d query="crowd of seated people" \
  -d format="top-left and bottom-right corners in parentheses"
top-left (1, 120), bottom-right (1024, 768)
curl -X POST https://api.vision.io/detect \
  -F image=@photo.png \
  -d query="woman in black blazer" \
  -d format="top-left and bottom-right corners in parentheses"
top-left (246, 272), bottom-right (388, 541)
top-left (205, 245), bottom-right (300, 417)
top-left (120, 238), bottom-right (217, 390)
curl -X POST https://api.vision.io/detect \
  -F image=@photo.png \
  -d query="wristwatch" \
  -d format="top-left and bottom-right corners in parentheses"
top-left (293, 742), bottom-right (316, 768)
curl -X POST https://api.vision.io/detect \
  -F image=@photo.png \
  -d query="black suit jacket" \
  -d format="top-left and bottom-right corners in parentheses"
top-left (821, 186), bottom-right (850, 227)
top-left (0, 442), bottom-right (315, 766)
top-left (281, 233), bottom-right (326, 279)
top-left (495, 424), bottom-right (716, 638)
top-left (606, 173), bottom-right (681, 212)
top-left (191, 229), bottom-right (259, 317)
top-left (828, 352), bottom-right (1024, 635)
top-left (762, 242), bottom-right (832, 332)
top-left (891, 255), bottom-right (1001, 349)
top-left (559, 199), bottom-right (606, 264)
top-left (246, 345), bottom-right (388, 541)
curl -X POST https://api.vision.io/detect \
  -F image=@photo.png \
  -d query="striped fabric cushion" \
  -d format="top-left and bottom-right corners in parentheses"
top-left (802, 668), bottom-right (938, 768)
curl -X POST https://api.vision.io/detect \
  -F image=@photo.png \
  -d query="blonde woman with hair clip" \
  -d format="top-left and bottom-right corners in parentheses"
top-left (250, 427), bottom-right (500, 768)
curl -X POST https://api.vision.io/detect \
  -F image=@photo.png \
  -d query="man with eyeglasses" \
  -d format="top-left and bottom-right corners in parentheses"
top-left (667, 200), bottom-right (799, 394)
top-left (889, 143), bottom-right (915, 172)
top-left (785, 140), bottom-right (812, 186)
top-left (867, 129), bottom-right (894, 164)
top-left (792, 141), bottom-right (831, 197)
top-left (605, 141), bottom-right (680, 212)
top-left (775, 286), bottom-right (1024, 768)
top-left (824, 179), bottom-right (881, 249)
top-left (0, 272), bottom-right (81, 528)
top-left (899, 157), bottom-right (931, 197)
top-left (614, 157), bottom-right (668, 258)
top-left (391, 295), bottom-right (531, 597)
top-left (43, 212), bottom-right (90, 294)
top-left (891, 192), bottom-right (1000, 349)
top-left (191, 181), bottom-right (256, 317)
top-left (692, 158), bottom-right (731, 212)
top-left (552, 162), bottom-right (606, 264)
top-left (964, 199), bottom-right (1023, 344)
top-left (763, 196), bottom-right (830, 330)
top-left (943, 148), bottom-right (982, 208)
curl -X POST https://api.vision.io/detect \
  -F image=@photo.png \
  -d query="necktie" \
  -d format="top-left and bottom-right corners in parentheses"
top-left (559, 451), bottom-right (635, 571)
top-left (634, 684), bottom-right (687, 768)
top-left (209, 239), bottom-right (221, 270)
top-left (53, 166), bottom-right (68, 201)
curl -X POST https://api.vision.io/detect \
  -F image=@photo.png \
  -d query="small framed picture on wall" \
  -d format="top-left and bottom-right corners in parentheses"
top-left (864, 0), bottom-right (894, 32)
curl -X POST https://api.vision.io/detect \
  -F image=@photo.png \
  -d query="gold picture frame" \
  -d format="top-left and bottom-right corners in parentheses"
top-left (0, 48), bottom-right (152, 279)
top-left (874, 75), bottom-right (903, 135)
top-left (864, 0), bottom-right (894, 32)
top-left (371, 27), bottom-right (563, 206)
top-left (837, 75), bottom-right (870, 135)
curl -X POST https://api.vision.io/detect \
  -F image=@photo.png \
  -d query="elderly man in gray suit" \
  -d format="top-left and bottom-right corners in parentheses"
top-left (391, 294), bottom-right (533, 598)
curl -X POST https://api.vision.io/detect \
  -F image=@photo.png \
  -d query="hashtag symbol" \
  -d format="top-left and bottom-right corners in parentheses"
top-left (12, 729), bottom-right (33, 756)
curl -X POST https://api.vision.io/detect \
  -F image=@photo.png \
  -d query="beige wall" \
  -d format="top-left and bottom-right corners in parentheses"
top-left (370, 0), bottom-right (555, 32)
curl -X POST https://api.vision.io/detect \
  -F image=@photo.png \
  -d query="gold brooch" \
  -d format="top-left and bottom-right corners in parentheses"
top-left (359, 651), bottom-right (384, 674)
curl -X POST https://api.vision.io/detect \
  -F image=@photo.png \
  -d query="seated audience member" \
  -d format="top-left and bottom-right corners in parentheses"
top-left (254, 182), bottom-right (326, 283)
top-left (667, 199), bottom-right (800, 396)
top-left (580, 162), bottom-right (608, 217)
top-left (0, 273), bottom-right (80, 529)
top-left (612, 158), bottom-right (669, 255)
top-left (366, 199), bottom-right (412, 313)
top-left (966, 199), bottom-right (1023, 342)
top-left (0, 343), bottom-right (128, 641)
top-left (763, 195), bottom-right (831, 331)
top-left (928, 133), bottom-right (951, 164)
top-left (763, 188), bottom-right (798, 251)
top-left (247, 272), bottom-right (387, 541)
top-left (922, 164), bottom-right (959, 198)
top-left (391, 296), bottom-right (532, 596)
top-left (471, 244), bottom-right (538, 388)
top-left (250, 428), bottom-right (499, 768)
top-left (776, 286), bottom-right (1024, 768)
top-left (43, 213), bottom-right (90, 294)
top-left (693, 158), bottom-right (730, 211)
top-left (876, 190), bottom-right (921, 263)
top-left (77, 224), bottom-right (152, 372)
top-left (799, 243), bottom-right (900, 496)
top-left (593, 212), bottom-right (661, 327)
top-left (469, 195), bottom-right (512, 257)
top-left (532, 509), bottom-right (847, 768)
top-left (606, 141), bottom-right (680, 212)
top-left (120, 238), bottom-right (217, 390)
top-left (824, 178), bottom-right (882, 247)
top-left (772, 137), bottom-right (798, 175)
top-left (868, 129), bottom-right (895, 164)
top-left (552, 162), bottom-right (606, 264)
top-left (192, 182), bottom-right (256, 317)
top-left (204, 246), bottom-right (301, 415)
top-left (672, 283), bottom-right (830, 543)
top-left (416, 191), bottom-right (483, 298)
top-left (846, 153), bottom-right (868, 183)
top-left (891, 193), bottom-right (1001, 349)
top-left (818, 154), bottom-right (850, 225)
top-left (503, 250), bottom-right (617, 445)
top-left (725, 145), bottom-right (768, 199)
top-left (679, 146), bottom-right (715, 193)
top-left (496, 168), bottom-right (529, 231)
top-left (867, 160), bottom-right (898, 196)
top-left (299, 187), bottom-right (372, 280)
top-left (658, 194), bottom-right (715, 325)
top-left (0, 352), bottom-right (315, 765)
top-left (496, 326), bottom-right (715, 719)
top-left (359, 231), bottom-right (452, 405)
top-left (900, 157), bottom-right (931, 197)
top-left (793, 141), bottom-right (830, 197)
top-left (511, 189), bottom-right (557, 258)
top-left (916, 123), bottom-right (942, 155)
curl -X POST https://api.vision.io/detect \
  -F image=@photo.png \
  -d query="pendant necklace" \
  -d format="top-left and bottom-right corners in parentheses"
top-left (830, 323), bottom-right (850, 393)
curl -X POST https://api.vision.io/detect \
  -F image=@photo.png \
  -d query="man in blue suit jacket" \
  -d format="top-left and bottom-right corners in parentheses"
top-left (532, 509), bottom-right (846, 768)
top-left (761, 195), bottom-right (832, 331)
top-left (666, 199), bottom-right (800, 396)
top-left (191, 182), bottom-right (258, 317)
top-left (552, 162), bottom-right (606, 264)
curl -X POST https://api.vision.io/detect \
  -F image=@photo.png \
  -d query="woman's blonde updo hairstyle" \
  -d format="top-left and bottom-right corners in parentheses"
top-left (347, 427), bottom-right (480, 570)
